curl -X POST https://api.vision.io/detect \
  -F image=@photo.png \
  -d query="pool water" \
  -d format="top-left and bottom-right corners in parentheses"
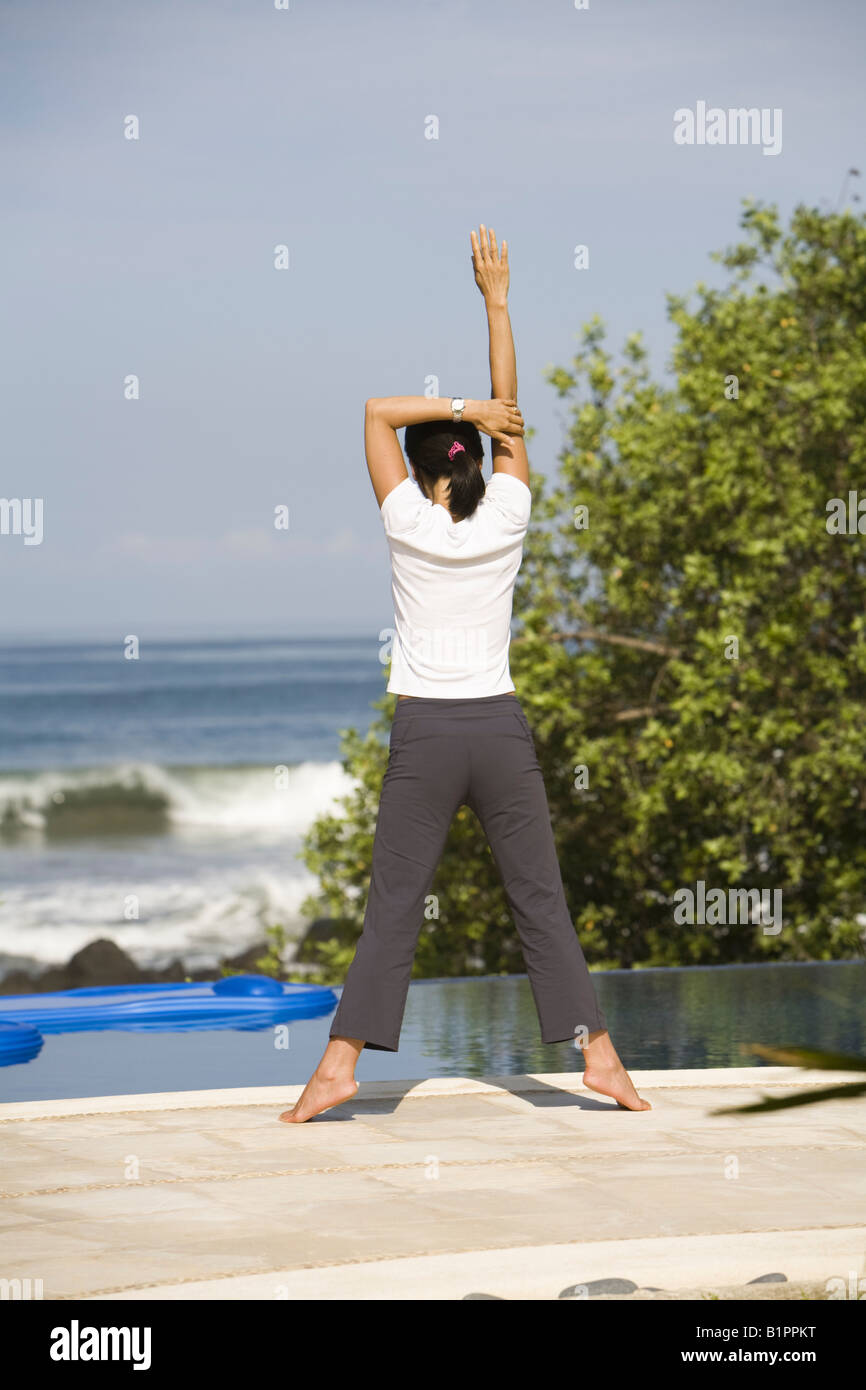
top-left (1, 959), bottom-right (862, 1103)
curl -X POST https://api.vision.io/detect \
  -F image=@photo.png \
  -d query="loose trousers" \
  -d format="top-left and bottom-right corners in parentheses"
top-left (328, 692), bottom-right (607, 1051)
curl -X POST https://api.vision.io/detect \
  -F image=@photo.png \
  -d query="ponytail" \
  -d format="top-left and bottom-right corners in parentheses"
top-left (403, 418), bottom-right (486, 520)
top-left (443, 448), bottom-right (485, 520)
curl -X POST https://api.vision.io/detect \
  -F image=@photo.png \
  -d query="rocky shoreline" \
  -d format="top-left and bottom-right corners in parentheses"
top-left (0, 920), bottom-right (349, 995)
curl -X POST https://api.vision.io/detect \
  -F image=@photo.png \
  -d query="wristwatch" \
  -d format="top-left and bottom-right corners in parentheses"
top-left (450, 397), bottom-right (465, 422)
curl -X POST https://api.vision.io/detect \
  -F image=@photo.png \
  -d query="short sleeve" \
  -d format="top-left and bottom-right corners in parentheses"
top-left (483, 472), bottom-right (531, 535)
top-left (380, 476), bottom-right (429, 538)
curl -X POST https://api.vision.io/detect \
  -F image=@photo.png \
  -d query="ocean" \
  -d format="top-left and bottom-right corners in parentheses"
top-left (0, 637), bottom-right (386, 978)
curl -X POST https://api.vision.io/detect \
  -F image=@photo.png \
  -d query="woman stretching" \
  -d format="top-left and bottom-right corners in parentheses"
top-left (282, 225), bottom-right (650, 1122)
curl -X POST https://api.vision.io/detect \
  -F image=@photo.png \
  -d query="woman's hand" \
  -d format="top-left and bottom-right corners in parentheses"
top-left (466, 397), bottom-right (524, 444)
top-left (470, 225), bottom-right (509, 306)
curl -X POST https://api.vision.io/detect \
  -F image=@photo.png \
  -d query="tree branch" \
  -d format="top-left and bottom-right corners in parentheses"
top-left (612, 706), bottom-right (661, 722)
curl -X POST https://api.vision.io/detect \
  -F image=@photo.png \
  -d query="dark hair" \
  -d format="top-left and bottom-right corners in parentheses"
top-left (403, 419), bottom-right (485, 520)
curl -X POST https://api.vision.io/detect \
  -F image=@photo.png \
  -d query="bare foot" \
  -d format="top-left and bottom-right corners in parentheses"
top-left (580, 1030), bottom-right (652, 1111)
top-left (279, 1071), bottom-right (359, 1123)
top-left (582, 1064), bottom-right (652, 1111)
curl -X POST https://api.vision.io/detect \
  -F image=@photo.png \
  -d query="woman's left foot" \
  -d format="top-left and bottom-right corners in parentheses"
top-left (279, 1070), bottom-right (359, 1124)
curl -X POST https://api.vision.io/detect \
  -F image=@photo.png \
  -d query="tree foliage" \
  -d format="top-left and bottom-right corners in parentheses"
top-left (300, 201), bottom-right (866, 979)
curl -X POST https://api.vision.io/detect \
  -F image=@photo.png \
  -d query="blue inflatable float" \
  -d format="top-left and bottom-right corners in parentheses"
top-left (0, 975), bottom-right (337, 1062)
top-left (0, 1020), bottom-right (44, 1065)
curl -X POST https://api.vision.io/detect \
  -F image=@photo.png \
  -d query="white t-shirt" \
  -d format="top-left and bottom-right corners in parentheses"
top-left (380, 471), bottom-right (532, 698)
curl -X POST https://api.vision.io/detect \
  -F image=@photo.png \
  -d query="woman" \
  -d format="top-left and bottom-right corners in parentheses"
top-left (282, 226), bottom-right (649, 1122)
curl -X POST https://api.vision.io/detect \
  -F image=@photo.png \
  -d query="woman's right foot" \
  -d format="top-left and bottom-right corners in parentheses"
top-left (581, 1031), bottom-right (652, 1111)
top-left (582, 1063), bottom-right (652, 1111)
top-left (279, 1070), bottom-right (358, 1124)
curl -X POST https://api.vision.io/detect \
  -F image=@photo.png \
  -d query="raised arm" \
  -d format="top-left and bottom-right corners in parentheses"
top-left (364, 394), bottom-right (524, 509)
top-left (470, 225), bottom-right (531, 488)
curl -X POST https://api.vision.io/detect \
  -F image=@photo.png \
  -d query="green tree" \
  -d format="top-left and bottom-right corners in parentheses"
top-left (300, 201), bottom-right (866, 978)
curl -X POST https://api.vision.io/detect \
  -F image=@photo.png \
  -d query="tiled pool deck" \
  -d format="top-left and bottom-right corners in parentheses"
top-left (1, 1067), bottom-right (864, 1300)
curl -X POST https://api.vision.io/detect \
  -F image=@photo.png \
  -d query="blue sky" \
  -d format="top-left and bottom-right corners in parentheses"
top-left (1, 0), bottom-right (863, 640)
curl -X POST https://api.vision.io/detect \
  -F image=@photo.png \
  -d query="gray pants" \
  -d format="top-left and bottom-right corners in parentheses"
top-left (328, 692), bottom-right (607, 1051)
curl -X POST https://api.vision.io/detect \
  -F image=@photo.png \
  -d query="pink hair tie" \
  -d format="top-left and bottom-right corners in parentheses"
top-left (448, 440), bottom-right (466, 460)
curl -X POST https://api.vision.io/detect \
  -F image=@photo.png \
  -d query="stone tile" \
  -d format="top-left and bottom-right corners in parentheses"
top-left (2, 1077), bottom-right (864, 1298)
top-left (5, 1181), bottom-right (231, 1224)
top-left (287, 1138), bottom-right (507, 1170)
top-left (247, 1217), bottom-right (503, 1271)
top-left (366, 1159), bottom-right (586, 1197)
top-left (30, 1246), bottom-right (275, 1299)
top-left (0, 1208), bottom-right (43, 1232)
top-left (0, 1115), bottom-right (154, 1142)
top-left (185, 1170), bottom-right (405, 1218)
top-left (753, 1146), bottom-right (866, 1199)
top-left (0, 1221), bottom-right (105, 1261)
top-left (571, 1167), bottom-right (850, 1237)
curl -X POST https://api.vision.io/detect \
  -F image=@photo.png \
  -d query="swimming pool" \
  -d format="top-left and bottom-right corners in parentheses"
top-left (1, 959), bottom-right (862, 1103)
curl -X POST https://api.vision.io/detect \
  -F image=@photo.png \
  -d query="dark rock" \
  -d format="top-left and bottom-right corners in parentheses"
top-left (293, 917), bottom-right (357, 962)
top-left (462, 1292), bottom-right (506, 1299)
top-left (150, 956), bottom-right (190, 983)
top-left (218, 941), bottom-right (272, 974)
top-left (25, 967), bottom-right (76, 993)
top-left (43, 784), bottom-right (169, 837)
top-left (0, 938), bottom-right (146, 994)
top-left (747, 1272), bottom-right (788, 1284)
top-left (65, 939), bottom-right (143, 985)
top-left (0, 969), bottom-right (40, 996)
top-left (560, 1277), bottom-right (639, 1298)
top-left (0, 932), bottom-right (306, 996)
